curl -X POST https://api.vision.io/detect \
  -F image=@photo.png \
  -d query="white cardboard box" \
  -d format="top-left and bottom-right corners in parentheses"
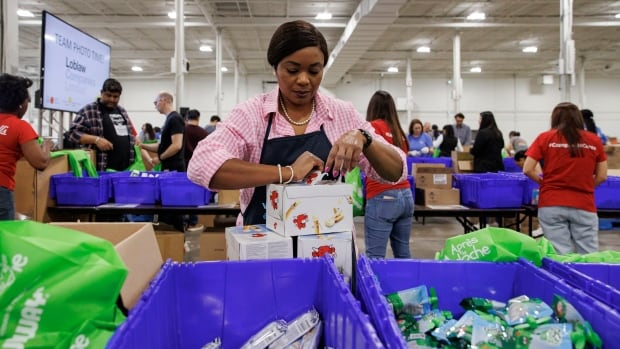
top-left (50, 222), bottom-right (163, 310)
top-left (297, 231), bottom-right (353, 282)
top-left (266, 182), bottom-right (353, 236)
top-left (225, 224), bottom-right (293, 260)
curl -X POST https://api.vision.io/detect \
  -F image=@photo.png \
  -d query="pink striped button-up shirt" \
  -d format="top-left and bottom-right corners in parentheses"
top-left (187, 87), bottom-right (407, 224)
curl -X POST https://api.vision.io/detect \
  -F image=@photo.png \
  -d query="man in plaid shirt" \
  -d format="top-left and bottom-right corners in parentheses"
top-left (68, 78), bottom-right (137, 171)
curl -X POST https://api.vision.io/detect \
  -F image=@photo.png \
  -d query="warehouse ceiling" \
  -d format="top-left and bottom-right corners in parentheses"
top-left (16, 0), bottom-right (620, 86)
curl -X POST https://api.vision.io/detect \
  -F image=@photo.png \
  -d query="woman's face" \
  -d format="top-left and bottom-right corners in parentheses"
top-left (275, 46), bottom-right (324, 107)
top-left (413, 123), bottom-right (423, 135)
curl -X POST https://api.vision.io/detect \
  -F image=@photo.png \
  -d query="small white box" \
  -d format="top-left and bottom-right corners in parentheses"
top-left (297, 231), bottom-right (353, 282)
top-left (266, 182), bottom-right (353, 236)
top-left (225, 224), bottom-right (293, 260)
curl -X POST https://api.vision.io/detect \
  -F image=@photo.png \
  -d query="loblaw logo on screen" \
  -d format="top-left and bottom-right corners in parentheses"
top-left (65, 58), bottom-right (86, 73)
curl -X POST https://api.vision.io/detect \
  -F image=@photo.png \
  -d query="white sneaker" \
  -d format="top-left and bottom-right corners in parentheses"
top-left (531, 228), bottom-right (544, 238)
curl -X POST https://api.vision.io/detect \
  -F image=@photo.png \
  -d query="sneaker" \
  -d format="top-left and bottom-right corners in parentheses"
top-left (531, 228), bottom-right (544, 238)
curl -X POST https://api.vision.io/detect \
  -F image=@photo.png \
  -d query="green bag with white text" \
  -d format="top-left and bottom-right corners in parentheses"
top-left (435, 227), bottom-right (548, 266)
top-left (345, 166), bottom-right (365, 216)
top-left (0, 221), bottom-right (127, 348)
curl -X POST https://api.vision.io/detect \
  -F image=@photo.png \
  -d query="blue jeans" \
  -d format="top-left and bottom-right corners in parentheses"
top-left (364, 188), bottom-right (414, 259)
top-left (0, 187), bottom-right (15, 221)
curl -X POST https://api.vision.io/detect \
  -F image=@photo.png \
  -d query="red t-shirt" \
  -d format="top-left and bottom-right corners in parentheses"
top-left (0, 113), bottom-right (39, 190)
top-left (526, 129), bottom-right (606, 212)
top-left (365, 119), bottom-right (410, 200)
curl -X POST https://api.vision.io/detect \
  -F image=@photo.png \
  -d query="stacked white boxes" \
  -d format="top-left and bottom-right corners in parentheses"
top-left (225, 181), bottom-right (354, 281)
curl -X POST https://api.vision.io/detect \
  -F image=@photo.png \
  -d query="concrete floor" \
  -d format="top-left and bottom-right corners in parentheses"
top-left (354, 216), bottom-right (620, 259)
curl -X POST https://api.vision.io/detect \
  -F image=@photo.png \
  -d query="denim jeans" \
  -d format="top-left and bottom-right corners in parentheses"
top-left (364, 188), bottom-right (414, 259)
top-left (538, 206), bottom-right (599, 255)
top-left (0, 187), bottom-right (15, 221)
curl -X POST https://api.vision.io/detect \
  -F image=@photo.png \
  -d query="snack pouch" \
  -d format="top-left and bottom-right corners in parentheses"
top-left (470, 314), bottom-right (511, 348)
top-left (517, 323), bottom-right (573, 349)
top-left (499, 297), bottom-right (553, 326)
top-left (0, 221), bottom-right (127, 349)
top-left (385, 285), bottom-right (432, 319)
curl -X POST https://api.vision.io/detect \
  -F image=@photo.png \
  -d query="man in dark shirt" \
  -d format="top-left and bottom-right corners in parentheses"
top-left (141, 91), bottom-right (185, 171)
top-left (68, 78), bottom-right (137, 171)
top-left (184, 109), bottom-right (208, 165)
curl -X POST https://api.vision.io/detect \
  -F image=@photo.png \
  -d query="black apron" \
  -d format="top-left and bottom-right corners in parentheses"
top-left (243, 114), bottom-right (332, 225)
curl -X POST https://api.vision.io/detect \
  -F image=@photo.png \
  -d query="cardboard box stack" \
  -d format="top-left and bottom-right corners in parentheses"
top-left (413, 163), bottom-right (460, 206)
top-left (225, 181), bottom-right (354, 281)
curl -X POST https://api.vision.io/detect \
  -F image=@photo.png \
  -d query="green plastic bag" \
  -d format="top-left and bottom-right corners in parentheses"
top-left (0, 221), bottom-right (128, 348)
top-left (51, 150), bottom-right (98, 178)
top-left (435, 227), bottom-right (547, 266)
top-left (546, 250), bottom-right (620, 263)
top-left (432, 147), bottom-right (441, 158)
top-left (53, 317), bottom-right (125, 349)
top-left (345, 166), bottom-right (364, 217)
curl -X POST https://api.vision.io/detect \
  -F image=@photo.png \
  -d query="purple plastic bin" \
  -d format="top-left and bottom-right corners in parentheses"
top-left (158, 172), bottom-right (209, 206)
top-left (542, 258), bottom-right (620, 313)
top-left (111, 171), bottom-right (160, 204)
top-left (356, 255), bottom-right (620, 348)
top-left (108, 258), bottom-right (384, 349)
top-left (595, 176), bottom-right (620, 209)
top-left (50, 172), bottom-right (111, 206)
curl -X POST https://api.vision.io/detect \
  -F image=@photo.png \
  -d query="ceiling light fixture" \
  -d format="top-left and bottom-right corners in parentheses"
top-left (168, 11), bottom-right (176, 19)
top-left (417, 46), bottom-right (431, 53)
top-left (17, 9), bottom-right (35, 17)
top-left (522, 46), bottom-right (538, 53)
top-left (387, 67), bottom-right (399, 73)
top-left (470, 67), bottom-right (482, 73)
top-left (615, 13), bottom-right (620, 18)
top-left (467, 12), bottom-right (486, 21)
top-left (315, 12), bottom-right (332, 20)
top-left (221, 67), bottom-right (228, 72)
top-left (131, 66), bottom-right (143, 72)
top-left (199, 45), bottom-right (213, 52)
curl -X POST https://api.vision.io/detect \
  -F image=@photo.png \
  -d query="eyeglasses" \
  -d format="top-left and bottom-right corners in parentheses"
top-left (153, 99), bottom-right (160, 105)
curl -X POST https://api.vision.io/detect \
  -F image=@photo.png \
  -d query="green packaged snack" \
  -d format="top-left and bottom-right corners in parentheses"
top-left (416, 309), bottom-right (453, 334)
top-left (499, 297), bottom-right (553, 326)
top-left (0, 221), bottom-right (127, 348)
top-left (460, 297), bottom-right (506, 313)
top-left (385, 285), bottom-right (432, 319)
top-left (471, 314), bottom-right (511, 348)
top-left (430, 318), bottom-right (457, 344)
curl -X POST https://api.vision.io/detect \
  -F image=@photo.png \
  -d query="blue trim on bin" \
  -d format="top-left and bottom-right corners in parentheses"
top-left (356, 255), bottom-right (620, 348)
top-left (111, 171), bottom-right (160, 204)
top-left (158, 172), bottom-right (210, 206)
top-left (107, 258), bottom-right (384, 349)
top-left (50, 172), bottom-right (111, 205)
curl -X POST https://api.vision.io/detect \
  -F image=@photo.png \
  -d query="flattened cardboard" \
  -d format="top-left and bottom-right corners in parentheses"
top-left (155, 230), bottom-right (185, 262)
top-left (50, 222), bottom-right (162, 310)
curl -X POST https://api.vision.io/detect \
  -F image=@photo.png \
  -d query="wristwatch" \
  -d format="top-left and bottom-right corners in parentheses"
top-left (358, 129), bottom-right (372, 150)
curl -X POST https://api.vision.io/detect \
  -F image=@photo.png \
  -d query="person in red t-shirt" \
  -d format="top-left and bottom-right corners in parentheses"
top-left (364, 90), bottom-right (413, 258)
top-left (524, 102), bottom-right (607, 254)
top-left (0, 74), bottom-right (53, 220)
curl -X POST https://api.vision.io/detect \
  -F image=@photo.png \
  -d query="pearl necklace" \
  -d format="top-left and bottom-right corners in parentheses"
top-left (280, 96), bottom-right (315, 126)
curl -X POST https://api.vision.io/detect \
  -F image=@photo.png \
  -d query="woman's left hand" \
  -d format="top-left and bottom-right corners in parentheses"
top-left (325, 130), bottom-right (364, 177)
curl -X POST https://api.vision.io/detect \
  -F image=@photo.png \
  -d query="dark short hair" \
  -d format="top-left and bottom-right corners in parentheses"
top-left (267, 20), bottom-right (329, 69)
top-left (210, 115), bottom-right (221, 122)
top-left (0, 74), bottom-right (33, 112)
top-left (101, 78), bottom-right (122, 94)
top-left (454, 112), bottom-right (465, 120)
top-left (514, 150), bottom-right (527, 161)
top-left (186, 109), bottom-right (200, 120)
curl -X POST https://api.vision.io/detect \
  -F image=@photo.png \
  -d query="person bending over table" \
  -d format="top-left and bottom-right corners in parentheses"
top-left (187, 20), bottom-right (406, 226)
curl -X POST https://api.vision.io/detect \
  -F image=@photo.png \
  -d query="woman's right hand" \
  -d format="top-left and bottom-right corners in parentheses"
top-left (289, 151), bottom-right (325, 182)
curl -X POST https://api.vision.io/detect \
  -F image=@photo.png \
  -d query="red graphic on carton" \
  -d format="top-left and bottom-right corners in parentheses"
top-left (312, 245), bottom-right (336, 258)
top-left (305, 171), bottom-right (319, 184)
top-left (269, 190), bottom-right (279, 210)
top-left (293, 214), bottom-right (309, 230)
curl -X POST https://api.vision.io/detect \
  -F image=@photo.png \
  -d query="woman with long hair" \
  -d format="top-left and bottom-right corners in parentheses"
top-left (433, 124), bottom-right (463, 157)
top-left (140, 123), bottom-right (156, 142)
top-left (364, 90), bottom-right (413, 258)
top-left (524, 102), bottom-right (607, 254)
top-left (470, 111), bottom-right (504, 173)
